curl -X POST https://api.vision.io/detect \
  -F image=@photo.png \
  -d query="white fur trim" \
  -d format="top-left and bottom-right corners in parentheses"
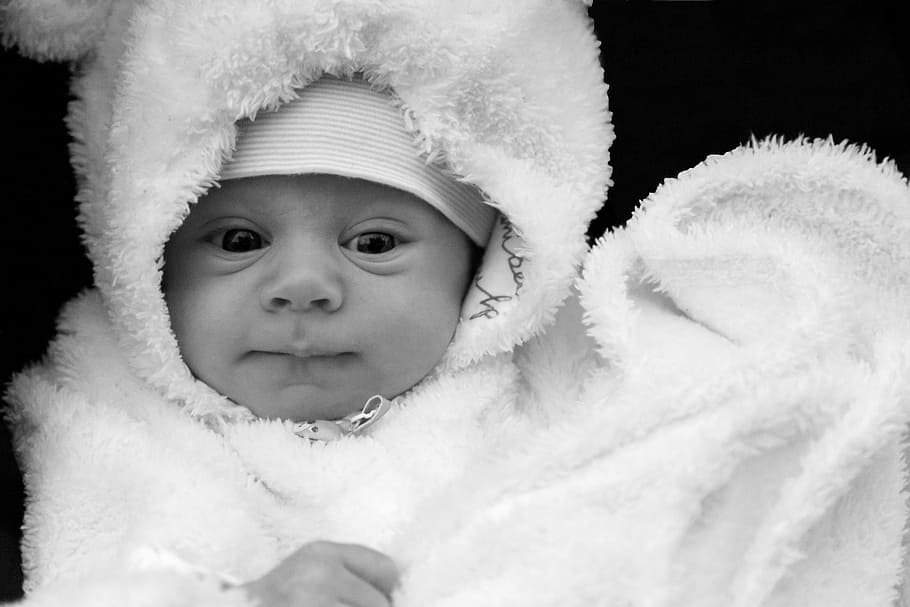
top-left (1, 0), bottom-right (115, 61)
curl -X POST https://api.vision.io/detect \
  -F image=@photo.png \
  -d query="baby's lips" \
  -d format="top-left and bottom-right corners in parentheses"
top-left (268, 343), bottom-right (348, 358)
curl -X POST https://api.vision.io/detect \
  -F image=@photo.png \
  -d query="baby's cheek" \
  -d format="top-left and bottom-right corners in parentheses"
top-left (166, 280), bottom-right (229, 372)
top-left (407, 290), bottom-right (461, 361)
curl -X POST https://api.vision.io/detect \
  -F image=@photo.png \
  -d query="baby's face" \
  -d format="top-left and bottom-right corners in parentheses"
top-left (163, 174), bottom-right (475, 421)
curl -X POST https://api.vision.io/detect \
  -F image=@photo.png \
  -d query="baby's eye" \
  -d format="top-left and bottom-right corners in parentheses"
top-left (351, 232), bottom-right (397, 255)
top-left (219, 228), bottom-right (264, 252)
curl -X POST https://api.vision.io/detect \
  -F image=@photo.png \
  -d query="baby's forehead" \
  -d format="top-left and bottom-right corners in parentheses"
top-left (185, 174), bottom-right (447, 229)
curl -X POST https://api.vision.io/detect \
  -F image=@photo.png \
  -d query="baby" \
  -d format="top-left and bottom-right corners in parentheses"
top-left (160, 75), bottom-right (499, 605)
top-left (1, 2), bottom-right (619, 604)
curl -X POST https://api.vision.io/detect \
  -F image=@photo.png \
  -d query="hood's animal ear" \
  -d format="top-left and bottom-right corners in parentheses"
top-left (1, 0), bottom-right (117, 61)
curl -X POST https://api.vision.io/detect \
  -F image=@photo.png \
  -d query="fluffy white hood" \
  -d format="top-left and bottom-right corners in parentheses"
top-left (2, 0), bottom-right (613, 421)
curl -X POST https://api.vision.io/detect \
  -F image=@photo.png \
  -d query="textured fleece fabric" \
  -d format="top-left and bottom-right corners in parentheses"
top-left (4, 1), bottom-right (910, 606)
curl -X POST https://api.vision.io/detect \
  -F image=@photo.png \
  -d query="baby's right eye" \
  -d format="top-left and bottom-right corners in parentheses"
top-left (218, 228), bottom-right (264, 252)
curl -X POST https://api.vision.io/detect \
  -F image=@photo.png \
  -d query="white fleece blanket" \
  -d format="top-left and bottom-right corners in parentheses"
top-left (8, 139), bottom-right (910, 607)
top-left (392, 139), bottom-right (910, 607)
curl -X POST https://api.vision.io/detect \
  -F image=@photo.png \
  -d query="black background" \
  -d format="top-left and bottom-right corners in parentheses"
top-left (2, 0), bottom-right (909, 599)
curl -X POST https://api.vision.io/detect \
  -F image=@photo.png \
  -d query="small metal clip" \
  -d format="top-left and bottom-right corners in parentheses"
top-left (347, 395), bottom-right (393, 434)
top-left (291, 395), bottom-right (394, 441)
top-left (292, 420), bottom-right (345, 441)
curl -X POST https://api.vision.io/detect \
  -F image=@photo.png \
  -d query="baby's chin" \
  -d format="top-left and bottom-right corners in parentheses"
top-left (237, 386), bottom-right (377, 422)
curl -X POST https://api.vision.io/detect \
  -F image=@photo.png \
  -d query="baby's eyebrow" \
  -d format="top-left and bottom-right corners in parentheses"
top-left (195, 195), bottom-right (264, 217)
top-left (188, 210), bottom-right (259, 230)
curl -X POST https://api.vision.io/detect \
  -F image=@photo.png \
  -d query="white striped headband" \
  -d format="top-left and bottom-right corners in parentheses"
top-left (220, 76), bottom-right (496, 246)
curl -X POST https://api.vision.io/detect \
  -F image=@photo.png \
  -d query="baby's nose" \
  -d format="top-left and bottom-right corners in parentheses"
top-left (259, 247), bottom-right (343, 313)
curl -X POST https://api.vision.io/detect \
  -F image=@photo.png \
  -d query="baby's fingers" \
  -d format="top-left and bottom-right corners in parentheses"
top-left (329, 542), bottom-right (399, 598)
top-left (335, 567), bottom-right (395, 607)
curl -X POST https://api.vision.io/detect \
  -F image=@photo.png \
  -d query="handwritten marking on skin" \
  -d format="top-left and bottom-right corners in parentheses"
top-left (469, 217), bottom-right (525, 320)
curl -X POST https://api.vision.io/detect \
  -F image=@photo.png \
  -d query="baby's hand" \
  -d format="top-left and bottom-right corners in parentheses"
top-left (241, 541), bottom-right (399, 607)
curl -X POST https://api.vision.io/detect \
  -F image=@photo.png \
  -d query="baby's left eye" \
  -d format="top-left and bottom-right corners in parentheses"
top-left (350, 232), bottom-right (398, 255)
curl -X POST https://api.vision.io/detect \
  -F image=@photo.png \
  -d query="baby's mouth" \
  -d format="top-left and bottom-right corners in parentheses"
top-left (246, 350), bottom-right (359, 384)
top-left (271, 344), bottom-right (350, 358)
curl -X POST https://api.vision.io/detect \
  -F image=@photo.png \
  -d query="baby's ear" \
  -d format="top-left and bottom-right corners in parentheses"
top-left (1, 0), bottom-right (116, 61)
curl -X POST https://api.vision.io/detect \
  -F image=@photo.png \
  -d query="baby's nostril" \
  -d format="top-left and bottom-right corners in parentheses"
top-left (269, 296), bottom-right (292, 309)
